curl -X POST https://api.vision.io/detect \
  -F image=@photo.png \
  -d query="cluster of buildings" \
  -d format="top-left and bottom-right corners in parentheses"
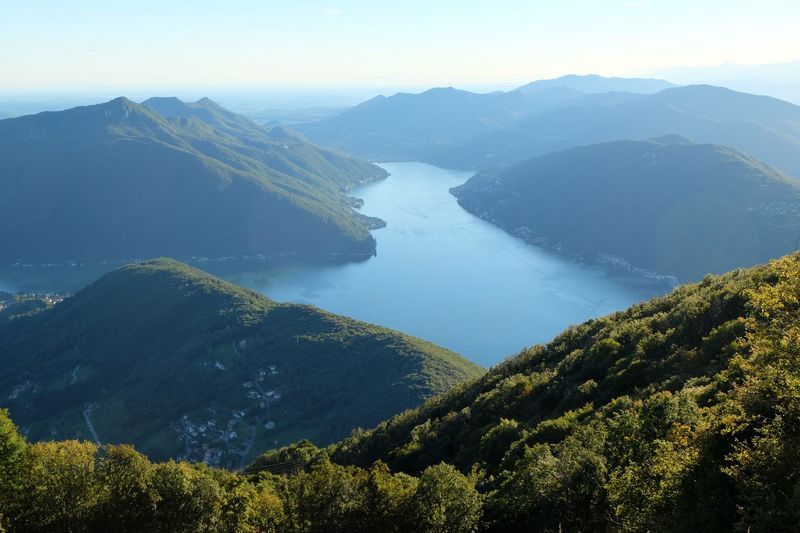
top-left (175, 365), bottom-right (283, 468)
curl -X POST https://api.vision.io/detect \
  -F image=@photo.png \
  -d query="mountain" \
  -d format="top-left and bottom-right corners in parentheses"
top-left (515, 73), bottom-right (675, 96)
top-left (450, 139), bottom-right (800, 282)
top-left (270, 252), bottom-right (800, 531)
top-left (296, 87), bottom-right (538, 161)
top-left (438, 85), bottom-right (800, 175)
top-left (296, 76), bottom-right (678, 161)
top-left (0, 97), bottom-right (387, 264)
top-left (654, 60), bottom-right (800, 104)
top-left (0, 259), bottom-right (482, 467)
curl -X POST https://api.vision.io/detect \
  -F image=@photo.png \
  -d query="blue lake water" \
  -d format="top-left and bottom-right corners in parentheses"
top-left (0, 162), bottom-right (669, 366)
top-left (223, 162), bottom-right (669, 366)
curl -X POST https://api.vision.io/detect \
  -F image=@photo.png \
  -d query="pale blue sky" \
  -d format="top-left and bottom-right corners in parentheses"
top-left (1, 0), bottom-right (799, 90)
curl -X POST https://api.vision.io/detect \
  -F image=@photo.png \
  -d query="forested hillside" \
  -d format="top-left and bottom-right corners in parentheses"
top-left (0, 97), bottom-right (386, 264)
top-left (0, 260), bottom-right (481, 468)
top-left (285, 252), bottom-right (800, 531)
top-left (452, 138), bottom-right (800, 281)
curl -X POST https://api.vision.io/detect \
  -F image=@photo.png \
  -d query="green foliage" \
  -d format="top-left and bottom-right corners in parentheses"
top-left (0, 409), bottom-right (25, 530)
top-left (151, 461), bottom-right (221, 532)
top-left (17, 440), bottom-right (101, 532)
top-left (94, 445), bottom-right (158, 531)
top-left (0, 412), bottom-right (483, 532)
top-left (409, 463), bottom-right (483, 533)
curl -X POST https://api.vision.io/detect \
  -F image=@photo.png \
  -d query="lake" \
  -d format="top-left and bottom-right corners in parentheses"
top-left (0, 162), bottom-right (670, 366)
top-left (223, 162), bottom-right (668, 366)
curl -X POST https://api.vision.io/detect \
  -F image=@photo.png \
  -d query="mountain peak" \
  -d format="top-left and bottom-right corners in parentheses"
top-left (142, 96), bottom-right (184, 106)
top-left (99, 96), bottom-right (143, 115)
top-left (196, 96), bottom-right (223, 109)
top-left (420, 86), bottom-right (465, 97)
top-left (268, 125), bottom-right (298, 139)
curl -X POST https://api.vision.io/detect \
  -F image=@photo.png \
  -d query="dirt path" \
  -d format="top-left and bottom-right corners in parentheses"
top-left (83, 403), bottom-right (101, 444)
top-left (69, 364), bottom-right (80, 385)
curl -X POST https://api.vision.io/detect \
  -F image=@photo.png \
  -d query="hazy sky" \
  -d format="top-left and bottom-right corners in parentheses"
top-left (2, 0), bottom-right (799, 90)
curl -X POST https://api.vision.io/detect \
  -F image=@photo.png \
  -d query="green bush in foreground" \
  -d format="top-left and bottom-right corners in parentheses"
top-left (0, 412), bottom-right (481, 532)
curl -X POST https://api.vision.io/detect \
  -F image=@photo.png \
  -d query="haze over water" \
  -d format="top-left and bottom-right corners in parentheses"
top-left (226, 162), bottom-right (669, 366)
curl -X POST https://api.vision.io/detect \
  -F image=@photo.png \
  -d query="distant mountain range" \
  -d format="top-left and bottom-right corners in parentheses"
top-left (296, 78), bottom-right (800, 181)
top-left (297, 75), bottom-right (675, 161)
top-left (654, 60), bottom-right (800, 104)
top-left (516, 74), bottom-right (674, 96)
top-left (451, 137), bottom-right (800, 281)
top-left (436, 85), bottom-right (800, 176)
top-left (296, 87), bottom-right (534, 161)
top-left (0, 259), bottom-right (481, 466)
top-left (0, 97), bottom-right (387, 264)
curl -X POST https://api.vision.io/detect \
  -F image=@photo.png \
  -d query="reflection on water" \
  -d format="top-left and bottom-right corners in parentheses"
top-left (0, 162), bottom-right (669, 366)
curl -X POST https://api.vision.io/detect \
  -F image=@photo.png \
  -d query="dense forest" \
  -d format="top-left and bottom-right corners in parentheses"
top-left (3, 253), bottom-right (800, 531)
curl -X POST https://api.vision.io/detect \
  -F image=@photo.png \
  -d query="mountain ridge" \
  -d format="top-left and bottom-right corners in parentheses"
top-left (438, 84), bottom-right (800, 175)
top-left (0, 97), bottom-right (388, 264)
top-left (296, 75), bottom-right (675, 161)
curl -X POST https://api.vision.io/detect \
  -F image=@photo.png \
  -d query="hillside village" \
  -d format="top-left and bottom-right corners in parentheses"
top-left (176, 358), bottom-right (283, 469)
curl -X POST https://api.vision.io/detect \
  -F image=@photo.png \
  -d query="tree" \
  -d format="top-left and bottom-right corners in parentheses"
top-left (217, 477), bottom-right (286, 533)
top-left (287, 457), bottom-right (366, 533)
top-left (358, 461), bottom-right (418, 532)
top-left (0, 410), bottom-right (25, 531)
top-left (722, 256), bottom-right (800, 529)
top-left (244, 482), bottom-right (286, 533)
top-left (17, 440), bottom-right (100, 532)
top-left (489, 428), bottom-right (607, 532)
top-left (152, 461), bottom-right (221, 532)
top-left (410, 463), bottom-right (483, 533)
top-left (94, 444), bottom-right (158, 532)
